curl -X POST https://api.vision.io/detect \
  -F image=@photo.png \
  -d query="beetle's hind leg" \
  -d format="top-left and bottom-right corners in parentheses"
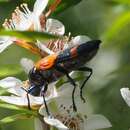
top-left (55, 64), bottom-right (77, 112)
top-left (78, 67), bottom-right (93, 103)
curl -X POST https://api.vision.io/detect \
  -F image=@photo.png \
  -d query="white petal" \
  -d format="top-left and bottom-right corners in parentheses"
top-left (3, 85), bottom-right (57, 106)
top-left (46, 19), bottom-right (65, 35)
top-left (71, 35), bottom-right (91, 46)
top-left (0, 96), bottom-right (29, 106)
top-left (0, 37), bottom-right (13, 53)
top-left (20, 58), bottom-right (34, 74)
top-left (33, 0), bottom-right (48, 16)
top-left (33, 17), bottom-right (41, 31)
top-left (36, 40), bottom-right (54, 54)
top-left (0, 77), bottom-right (22, 88)
top-left (44, 116), bottom-right (69, 130)
top-left (0, 95), bottom-right (43, 106)
top-left (120, 88), bottom-right (130, 107)
top-left (85, 114), bottom-right (112, 130)
top-left (0, 77), bottom-right (26, 96)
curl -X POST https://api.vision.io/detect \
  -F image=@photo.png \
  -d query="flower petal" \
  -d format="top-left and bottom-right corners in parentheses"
top-left (120, 87), bottom-right (130, 107)
top-left (85, 114), bottom-right (112, 130)
top-left (0, 77), bottom-right (26, 96)
top-left (46, 19), bottom-right (65, 35)
top-left (0, 37), bottom-right (13, 53)
top-left (33, 0), bottom-right (48, 16)
top-left (0, 95), bottom-right (43, 106)
top-left (20, 58), bottom-right (34, 74)
top-left (44, 116), bottom-right (69, 130)
top-left (0, 96), bottom-right (29, 106)
top-left (71, 35), bottom-right (91, 46)
top-left (36, 40), bottom-right (54, 54)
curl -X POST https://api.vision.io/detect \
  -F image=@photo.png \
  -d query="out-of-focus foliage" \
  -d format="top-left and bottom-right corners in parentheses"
top-left (0, 0), bottom-right (130, 130)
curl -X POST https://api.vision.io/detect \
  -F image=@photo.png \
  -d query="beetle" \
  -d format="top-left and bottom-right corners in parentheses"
top-left (26, 39), bottom-right (101, 115)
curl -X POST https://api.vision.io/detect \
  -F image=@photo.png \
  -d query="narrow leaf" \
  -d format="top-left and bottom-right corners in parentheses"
top-left (0, 102), bottom-right (37, 116)
top-left (110, 0), bottom-right (130, 5)
top-left (0, 113), bottom-right (32, 124)
top-left (0, 87), bottom-right (9, 95)
top-left (0, 30), bottom-right (61, 42)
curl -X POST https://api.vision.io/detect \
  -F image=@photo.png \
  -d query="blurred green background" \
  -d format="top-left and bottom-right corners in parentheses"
top-left (0, 0), bottom-right (130, 130)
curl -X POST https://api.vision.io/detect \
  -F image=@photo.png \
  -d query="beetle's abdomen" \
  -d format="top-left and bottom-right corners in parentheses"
top-left (56, 49), bottom-right (71, 63)
top-left (77, 40), bottom-right (101, 56)
top-left (56, 40), bottom-right (101, 64)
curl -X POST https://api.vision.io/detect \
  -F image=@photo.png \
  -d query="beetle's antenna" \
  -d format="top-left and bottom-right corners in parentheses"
top-left (45, 0), bottom-right (61, 18)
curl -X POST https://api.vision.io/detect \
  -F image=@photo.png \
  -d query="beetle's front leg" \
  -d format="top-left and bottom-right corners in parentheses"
top-left (40, 83), bottom-right (50, 116)
top-left (21, 87), bottom-right (31, 110)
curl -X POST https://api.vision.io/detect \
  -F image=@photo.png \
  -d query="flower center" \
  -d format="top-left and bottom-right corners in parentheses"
top-left (54, 114), bottom-right (84, 130)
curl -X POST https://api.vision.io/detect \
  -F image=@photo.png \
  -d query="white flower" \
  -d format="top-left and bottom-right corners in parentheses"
top-left (120, 87), bottom-right (130, 107)
top-left (39, 84), bottom-right (112, 130)
top-left (0, 0), bottom-right (65, 53)
top-left (0, 77), bottom-right (58, 109)
top-left (2, 0), bottom-right (48, 31)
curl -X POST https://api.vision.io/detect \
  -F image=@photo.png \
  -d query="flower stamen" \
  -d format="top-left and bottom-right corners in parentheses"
top-left (20, 3), bottom-right (31, 15)
top-left (53, 105), bottom-right (84, 130)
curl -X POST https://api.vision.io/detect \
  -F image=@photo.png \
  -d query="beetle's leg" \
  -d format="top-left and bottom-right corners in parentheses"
top-left (26, 92), bottom-right (31, 110)
top-left (55, 64), bottom-right (77, 112)
top-left (77, 67), bottom-right (93, 103)
top-left (40, 83), bottom-right (50, 116)
top-left (21, 87), bottom-right (31, 110)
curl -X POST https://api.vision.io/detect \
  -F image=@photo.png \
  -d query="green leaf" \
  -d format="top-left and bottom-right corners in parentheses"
top-left (0, 87), bottom-right (9, 95)
top-left (110, 0), bottom-right (130, 5)
top-left (103, 11), bottom-right (130, 43)
top-left (0, 113), bottom-right (33, 124)
top-left (0, 30), bottom-right (61, 42)
top-left (49, 0), bottom-right (82, 14)
top-left (0, 103), bottom-right (37, 116)
top-left (0, 65), bottom-right (22, 77)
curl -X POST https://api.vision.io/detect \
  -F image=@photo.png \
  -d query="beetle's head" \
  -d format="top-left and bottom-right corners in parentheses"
top-left (27, 67), bottom-right (45, 96)
top-left (28, 67), bottom-right (45, 86)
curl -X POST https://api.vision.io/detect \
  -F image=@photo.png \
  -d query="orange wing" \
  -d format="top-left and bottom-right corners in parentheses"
top-left (14, 39), bottom-right (50, 57)
top-left (35, 54), bottom-right (58, 70)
